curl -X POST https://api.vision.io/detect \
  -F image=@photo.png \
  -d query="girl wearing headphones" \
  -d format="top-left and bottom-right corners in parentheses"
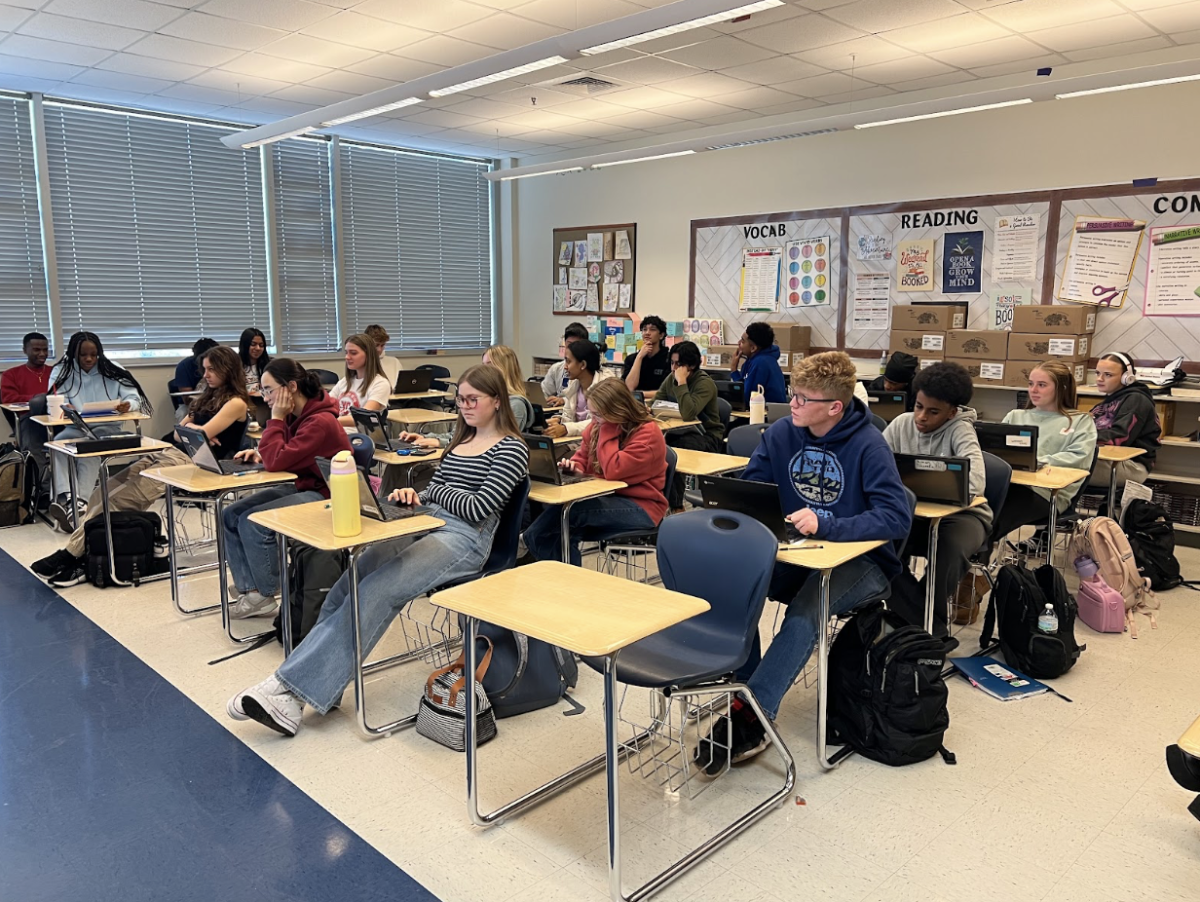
top-left (1090, 351), bottom-right (1161, 489)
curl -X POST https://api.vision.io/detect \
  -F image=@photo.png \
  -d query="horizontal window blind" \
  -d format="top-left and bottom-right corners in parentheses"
top-left (0, 96), bottom-right (49, 361)
top-left (339, 143), bottom-right (492, 351)
top-left (272, 138), bottom-right (338, 354)
top-left (43, 104), bottom-right (269, 353)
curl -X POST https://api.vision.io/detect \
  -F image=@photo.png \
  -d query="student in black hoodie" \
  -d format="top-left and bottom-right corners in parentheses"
top-left (867, 351), bottom-right (919, 411)
top-left (1089, 352), bottom-right (1161, 491)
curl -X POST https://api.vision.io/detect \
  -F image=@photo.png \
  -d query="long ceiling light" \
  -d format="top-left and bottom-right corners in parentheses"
top-left (321, 97), bottom-right (422, 127)
top-left (592, 150), bottom-right (695, 168)
top-left (581, 0), bottom-right (783, 55)
top-left (1055, 72), bottom-right (1200, 99)
top-left (428, 56), bottom-right (568, 98)
top-left (853, 98), bottom-right (1032, 129)
top-left (497, 166), bottom-right (586, 181)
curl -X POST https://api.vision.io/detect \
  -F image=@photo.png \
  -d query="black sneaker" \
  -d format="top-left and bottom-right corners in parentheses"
top-left (693, 701), bottom-right (769, 777)
top-left (32, 548), bottom-right (75, 578)
top-left (48, 500), bottom-right (73, 534)
top-left (48, 558), bottom-right (87, 588)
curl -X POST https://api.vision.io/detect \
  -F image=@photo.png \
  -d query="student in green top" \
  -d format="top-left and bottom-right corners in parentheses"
top-left (655, 339), bottom-right (724, 509)
top-left (991, 359), bottom-right (1097, 543)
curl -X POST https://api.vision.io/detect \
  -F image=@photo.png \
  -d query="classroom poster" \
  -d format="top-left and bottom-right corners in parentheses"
top-left (615, 230), bottom-right (632, 259)
top-left (587, 232), bottom-right (604, 262)
top-left (1144, 224), bottom-right (1200, 316)
top-left (558, 242), bottom-right (573, 266)
top-left (856, 234), bottom-right (891, 261)
top-left (993, 213), bottom-right (1040, 282)
top-left (851, 272), bottom-right (890, 329)
top-left (990, 287), bottom-right (1032, 330)
top-left (784, 236), bottom-right (831, 306)
top-left (942, 230), bottom-right (984, 293)
top-left (739, 247), bottom-right (782, 311)
top-left (896, 238), bottom-right (935, 291)
top-left (1057, 215), bottom-right (1146, 308)
top-left (568, 268), bottom-right (587, 289)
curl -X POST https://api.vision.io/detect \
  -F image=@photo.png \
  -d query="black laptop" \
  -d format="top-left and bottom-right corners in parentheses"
top-left (524, 434), bottom-right (593, 486)
top-left (714, 379), bottom-right (747, 412)
top-left (177, 423), bottom-right (263, 475)
top-left (893, 453), bottom-right (971, 506)
top-left (315, 457), bottom-right (433, 522)
top-left (393, 370), bottom-right (434, 393)
top-left (866, 391), bottom-right (907, 422)
top-left (974, 422), bottom-right (1040, 472)
top-left (61, 407), bottom-right (141, 453)
top-left (697, 474), bottom-right (806, 548)
top-left (347, 407), bottom-right (430, 454)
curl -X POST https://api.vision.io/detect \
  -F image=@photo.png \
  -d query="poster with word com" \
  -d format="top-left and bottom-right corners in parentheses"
top-left (1144, 224), bottom-right (1200, 316)
top-left (784, 237), bottom-right (831, 306)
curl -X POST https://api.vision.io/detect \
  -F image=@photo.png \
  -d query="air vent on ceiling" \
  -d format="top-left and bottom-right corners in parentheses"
top-left (706, 128), bottom-right (838, 151)
top-left (552, 75), bottom-right (621, 95)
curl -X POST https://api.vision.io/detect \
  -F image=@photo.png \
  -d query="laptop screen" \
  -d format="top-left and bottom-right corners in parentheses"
top-left (893, 454), bottom-right (970, 506)
top-left (315, 457), bottom-right (384, 518)
top-left (523, 438), bottom-right (560, 482)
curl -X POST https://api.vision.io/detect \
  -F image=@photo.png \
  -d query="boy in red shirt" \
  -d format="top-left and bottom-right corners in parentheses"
top-left (1, 332), bottom-right (51, 454)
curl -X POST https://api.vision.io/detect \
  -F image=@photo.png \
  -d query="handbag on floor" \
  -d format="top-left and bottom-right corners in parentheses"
top-left (416, 638), bottom-right (498, 752)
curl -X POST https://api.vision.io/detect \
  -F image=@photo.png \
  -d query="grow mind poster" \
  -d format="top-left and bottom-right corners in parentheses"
top-left (942, 230), bottom-right (984, 294)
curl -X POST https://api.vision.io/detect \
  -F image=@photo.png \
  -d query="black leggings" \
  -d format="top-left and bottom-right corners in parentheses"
top-left (992, 485), bottom-right (1053, 542)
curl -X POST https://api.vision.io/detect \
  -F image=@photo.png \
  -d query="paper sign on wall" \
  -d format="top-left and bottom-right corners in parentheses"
top-left (739, 247), bottom-right (782, 311)
top-left (942, 230), bottom-right (983, 293)
top-left (993, 214), bottom-right (1040, 283)
top-left (1057, 216), bottom-right (1146, 308)
top-left (783, 237), bottom-right (831, 306)
top-left (990, 287), bottom-right (1032, 330)
top-left (852, 272), bottom-right (890, 330)
top-left (1144, 224), bottom-right (1200, 316)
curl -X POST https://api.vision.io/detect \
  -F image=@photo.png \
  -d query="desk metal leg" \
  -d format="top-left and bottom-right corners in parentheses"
top-left (278, 532), bottom-right (293, 657)
top-left (816, 568), bottom-right (853, 770)
top-left (67, 455), bottom-right (79, 530)
top-left (560, 500), bottom-right (576, 565)
top-left (603, 656), bottom-right (624, 902)
top-left (99, 460), bottom-right (126, 588)
top-left (216, 493), bottom-right (273, 645)
top-left (923, 516), bottom-right (941, 635)
top-left (349, 548), bottom-right (417, 736)
top-left (1045, 489), bottom-right (1059, 566)
top-left (166, 485), bottom-right (179, 603)
top-left (1106, 461), bottom-right (1118, 520)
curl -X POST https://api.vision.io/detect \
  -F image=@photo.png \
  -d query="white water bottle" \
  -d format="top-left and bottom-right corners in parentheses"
top-left (879, 350), bottom-right (889, 375)
top-left (46, 393), bottom-right (65, 419)
top-left (749, 384), bottom-right (765, 425)
top-left (1037, 604), bottom-right (1058, 634)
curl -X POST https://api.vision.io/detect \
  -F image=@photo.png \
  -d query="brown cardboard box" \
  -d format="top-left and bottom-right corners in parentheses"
top-left (890, 329), bottom-right (947, 357)
top-left (947, 357), bottom-right (1008, 385)
top-left (1010, 305), bottom-right (1097, 335)
top-left (890, 304), bottom-right (968, 331)
top-left (1007, 332), bottom-right (1090, 361)
top-left (703, 344), bottom-right (738, 368)
top-left (1007, 359), bottom-right (1088, 387)
top-left (764, 322), bottom-right (811, 352)
top-left (944, 330), bottom-right (1009, 360)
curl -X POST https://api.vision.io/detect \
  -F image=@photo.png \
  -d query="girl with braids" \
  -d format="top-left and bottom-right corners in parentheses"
top-left (524, 378), bottom-right (667, 566)
top-left (46, 331), bottom-right (153, 516)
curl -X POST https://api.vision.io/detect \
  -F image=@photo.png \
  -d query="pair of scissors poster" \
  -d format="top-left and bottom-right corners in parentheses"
top-left (1056, 216), bottom-right (1146, 308)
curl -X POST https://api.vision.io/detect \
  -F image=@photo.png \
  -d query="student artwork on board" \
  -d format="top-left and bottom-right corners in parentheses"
top-left (558, 241), bottom-right (573, 266)
top-left (587, 232), bottom-right (604, 262)
top-left (573, 240), bottom-right (587, 267)
top-left (558, 266), bottom-right (567, 284)
top-left (568, 267), bottom-right (587, 289)
top-left (615, 230), bottom-right (632, 259)
top-left (618, 284), bottom-right (633, 309)
top-left (602, 284), bottom-right (620, 312)
top-left (603, 260), bottom-right (624, 282)
top-left (588, 262), bottom-right (602, 283)
top-left (603, 231), bottom-right (614, 260)
top-left (582, 288), bottom-right (598, 312)
top-left (897, 238), bottom-right (935, 292)
top-left (553, 286), bottom-right (568, 312)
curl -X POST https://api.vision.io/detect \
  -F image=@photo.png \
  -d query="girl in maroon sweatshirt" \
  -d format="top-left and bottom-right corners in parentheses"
top-left (524, 378), bottom-right (668, 566)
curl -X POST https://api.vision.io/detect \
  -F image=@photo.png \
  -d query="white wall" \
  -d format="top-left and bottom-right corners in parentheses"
top-left (508, 82), bottom-right (1200, 369)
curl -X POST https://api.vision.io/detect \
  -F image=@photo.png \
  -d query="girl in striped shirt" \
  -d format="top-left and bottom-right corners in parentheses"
top-left (229, 364), bottom-right (529, 737)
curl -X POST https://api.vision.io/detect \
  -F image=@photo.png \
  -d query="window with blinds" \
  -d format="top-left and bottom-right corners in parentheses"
top-left (0, 95), bottom-right (49, 362)
top-left (339, 143), bottom-right (493, 351)
top-left (42, 103), bottom-right (269, 355)
top-left (271, 138), bottom-right (338, 354)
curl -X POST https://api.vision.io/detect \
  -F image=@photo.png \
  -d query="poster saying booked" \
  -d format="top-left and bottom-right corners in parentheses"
top-left (897, 238), bottom-right (935, 292)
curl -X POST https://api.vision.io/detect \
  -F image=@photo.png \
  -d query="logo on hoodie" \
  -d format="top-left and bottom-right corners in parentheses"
top-left (790, 449), bottom-right (844, 506)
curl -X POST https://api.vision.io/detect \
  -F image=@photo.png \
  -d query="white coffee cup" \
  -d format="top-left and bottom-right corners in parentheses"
top-left (46, 394), bottom-right (65, 419)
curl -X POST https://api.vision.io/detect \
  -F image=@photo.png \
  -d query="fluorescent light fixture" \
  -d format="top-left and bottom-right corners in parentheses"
top-left (706, 128), bottom-right (837, 150)
top-left (428, 56), bottom-right (568, 98)
top-left (581, 0), bottom-right (783, 55)
top-left (1056, 73), bottom-right (1200, 99)
top-left (592, 150), bottom-right (696, 168)
top-left (242, 126), bottom-right (316, 148)
top-left (853, 98), bottom-right (1032, 129)
top-left (498, 166), bottom-right (585, 181)
top-left (320, 97), bottom-right (422, 127)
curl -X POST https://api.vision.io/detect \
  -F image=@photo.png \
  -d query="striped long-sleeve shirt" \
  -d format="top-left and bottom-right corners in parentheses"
top-left (420, 435), bottom-right (529, 523)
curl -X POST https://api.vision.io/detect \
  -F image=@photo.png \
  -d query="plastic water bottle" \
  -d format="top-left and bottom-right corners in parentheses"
top-left (1037, 603), bottom-right (1059, 635)
top-left (46, 393), bottom-right (65, 419)
top-left (749, 384), bottom-right (766, 425)
top-left (879, 350), bottom-right (889, 375)
top-left (329, 449), bottom-right (362, 538)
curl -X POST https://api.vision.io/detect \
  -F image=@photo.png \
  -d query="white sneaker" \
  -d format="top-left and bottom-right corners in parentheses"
top-left (229, 591), bottom-right (277, 619)
top-left (239, 680), bottom-right (303, 737)
top-left (226, 675), bottom-right (283, 721)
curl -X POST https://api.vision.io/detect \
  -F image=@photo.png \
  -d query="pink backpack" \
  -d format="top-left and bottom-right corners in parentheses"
top-left (1069, 518), bottom-right (1159, 638)
top-left (1073, 556), bottom-right (1126, 633)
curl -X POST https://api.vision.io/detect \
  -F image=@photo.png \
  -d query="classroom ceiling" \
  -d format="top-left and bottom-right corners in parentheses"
top-left (0, 0), bottom-right (1198, 161)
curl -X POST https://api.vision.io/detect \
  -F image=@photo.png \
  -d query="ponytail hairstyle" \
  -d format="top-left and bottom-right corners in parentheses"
top-left (1026, 360), bottom-right (1080, 419)
top-left (342, 333), bottom-right (384, 389)
top-left (582, 378), bottom-right (654, 473)
top-left (483, 345), bottom-right (527, 398)
top-left (189, 345), bottom-right (249, 419)
top-left (51, 331), bottom-right (153, 415)
top-left (446, 364), bottom-right (521, 456)
top-left (239, 328), bottom-right (270, 377)
top-left (263, 357), bottom-right (323, 401)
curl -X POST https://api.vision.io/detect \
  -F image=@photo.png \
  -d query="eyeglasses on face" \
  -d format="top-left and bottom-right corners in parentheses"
top-left (789, 392), bottom-right (837, 407)
top-left (455, 394), bottom-right (482, 409)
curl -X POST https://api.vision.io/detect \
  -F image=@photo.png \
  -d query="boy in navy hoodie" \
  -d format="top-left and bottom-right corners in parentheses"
top-left (730, 321), bottom-right (787, 403)
top-left (696, 351), bottom-right (912, 774)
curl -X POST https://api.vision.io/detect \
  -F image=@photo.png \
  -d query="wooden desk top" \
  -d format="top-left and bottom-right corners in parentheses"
top-left (33, 411), bottom-right (149, 427)
top-left (777, 539), bottom-right (885, 570)
top-left (914, 496), bottom-right (987, 520)
top-left (387, 408), bottom-right (458, 426)
top-left (140, 464), bottom-right (297, 492)
top-left (1, 402), bottom-right (29, 412)
top-left (248, 499), bottom-right (444, 550)
top-left (527, 477), bottom-right (625, 506)
top-left (1008, 466), bottom-right (1090, 490)
top-left (656, 418), bottom-right (702, 432)
top-left (374, 448), bottom-right (445, 467)
top-left (1097, 445), bottom-right (1147, 462)
top-left (552, 434), bottom-right (580, 446)
top-left (389, 390), bottom-right (450, 401)
top-left (672, 448), bottom-right (750, 476)
top-left (1161, 435), bottom-right (1199, 447)
top-left (45, 437), bottom-right (171, 459)
top-left (433, 561), bottom-right (709, 658)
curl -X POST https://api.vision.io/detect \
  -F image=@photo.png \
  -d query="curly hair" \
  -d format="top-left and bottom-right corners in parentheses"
top-left (791, 351), bottom-right (857, 405)
top-left (189, 345), bottom-right (250, 419)
top-left (912, 362), bottom-right (973, 408)
top-left (745, 321), bottom-right (775, 351)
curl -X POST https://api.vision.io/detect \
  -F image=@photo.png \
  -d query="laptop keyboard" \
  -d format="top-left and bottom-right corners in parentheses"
top-left (559, 472), bottom-right (592, 485)
top-left (219, 458), bottom-right (263, 475)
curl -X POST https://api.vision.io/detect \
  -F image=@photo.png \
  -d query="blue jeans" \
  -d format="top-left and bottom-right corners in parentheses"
top-left (739, 559), bottom-right (889, 720)
top-left (524, 495), bottom-right (656, 567)
top-left (275, 505), bottom-right (497, 713)
top-left (222, 486), bottom-right (322, 597)
top-left (52, 423), bottom-right (124, 498)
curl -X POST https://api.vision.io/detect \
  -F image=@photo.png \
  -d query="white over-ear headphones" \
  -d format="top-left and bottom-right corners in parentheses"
top-left (1109, 351), bottom-right (1136, 386)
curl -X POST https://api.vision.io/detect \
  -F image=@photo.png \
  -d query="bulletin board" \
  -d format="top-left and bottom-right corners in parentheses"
top-left (551, 223), bottom-right (636, 316)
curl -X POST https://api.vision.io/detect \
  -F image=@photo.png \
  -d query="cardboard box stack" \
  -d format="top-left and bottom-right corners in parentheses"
top-left (945, 330), bottom-right (1010, 385)
top-left (1005, 305), bottom-right (1096, 386)
top-left (764, 322), bottom-right (811, 369)
top-left (888, 304), bottom-right (967, 370)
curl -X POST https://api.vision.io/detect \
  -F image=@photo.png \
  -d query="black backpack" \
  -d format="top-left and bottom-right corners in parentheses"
top-left (1123, 500), bottom-right (1186, 591)
top-left (470, 620), bottom-right (578, 719)
top-left (84, 511), bottom-right (169, 587)
top-left (273, 544), bottom-right (347, 648)
top-left (826, 602), bottom-right (954, 767)
top-left (981, 564), bottom-right (1082, 679)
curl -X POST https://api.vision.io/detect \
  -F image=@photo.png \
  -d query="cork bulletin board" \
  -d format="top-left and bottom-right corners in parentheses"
top-left (551, 222), bottom-right (636, 316)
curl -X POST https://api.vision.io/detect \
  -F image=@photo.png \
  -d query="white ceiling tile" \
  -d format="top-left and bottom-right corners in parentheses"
top-left (511, 0), bottom-right (643, 30)
top-left (69, 67), bottom-right (173, 93)
top-left (43, 0), bottom-right (184, 30)
top-left (188, 69), bottom-right (290, 96)
top-left (142, 94), bottom-right (226, 116)
top-left (752, 96), bottom-right (827, 116)
top-left (0, 51), bottom-right (82, 81)
top-left (602, 84), bottom-right (691, 108)
top-left (258, 33), bottom-right (376, 67)
top-left (96, 52), bottom-right (203, 81)
top-left (737, 13), bottom-right (861, 54)
top-left (202, 0), bottom-right (334, 30)
top-left (880, 13), bottom-right (1011, 53)
top-left (438, 95), bottom-right (526, 119)
top-left (980, 0), bottom-right (1127, 31)
top-left (700, 110), bottom-right (760, 126)
top-left (599, 108), bottom-right (686, 129)
top-left (657, 35), bottom-right (778, 69)
top-left (356, 119), bottom-right (445, 136)
top-left (17, 12), bottom-right (144, 51)
top-left (146, 0), bottom-right (216, 6)
top-left (621, 27), bottom-right (724, 55)
top-left (158, 82), bottom-right (246, 106)
top-left (269, 84), bottom-right (354, 106)
top-left (556, 137), bottom-right (605, 149)
top-left (399, 34), bottom-right (498, 67)
top-left (160, 13), bottom-right (287, 52)
top-left (344, 53), bottom-right (439, 81)
top-left (820, 83), bottom-right (895, 103)
top-left (0, 34), bottom-right (112, 65)
top-left (0, 74), bottom-right (73, 94)
top-left (544, 96), bottom-right (633, 119)
top-left (1025, 15), bottom-right (1158, 53)
top-left (446, 11), bottom-right (563, 50)
top-left (654, 72), bottom-right (758, 97)
top-left (652, 97), bottom-right (740, 120)
top-left (928, 34), bottom-right (1052, 68)
top-left (354, 0), bottom-right (492, 32)
top-left (709, 3), bottom-right (805, 33)
top-left (304, 69), bottom-right (395, 94)
top-left (224, 52), bottom-right (330, 83)
top-left (563, 46), bottom-right (641, 68)
top-left (891, 70), bottom-right (976, 91)
top-left (719, 55), bottom-right (828, 85)
top-left (1116, 0), bottom-right (1195, 10)
top-left (800, 36), bottom-right (912, 71)
top-left (449, 0), bottom-right (527, 9)
top-left (231, 96), bottom-right (314, 117)
top-left (1063, 35), bottom-right (1173, 62)
top-left (966, 54), bottom-right (1066, 79)
top-left (1172, 28), bottom-right (1200, 44)
top-left (457, 118), bottom-right (531, 137)
top-left (125, 33), bottom-right (242, 67)
top-left (57, 83), bottom-right (149, 103)
top-left (401, 107), bottom-right (487, 128)
top-left (823, 0), bottom-right (965, 32)
top-left (501, 107), bottom-right (587, 129)
top-left (1139, 4), bottom-right (1200, 32)
top-left (594, 55), bottom-right (701, 85)
top-left (0, 4), bottom-right (33, 30)
top-left (488, 84), bottom-right (578, 106)
top-left (300, 11), bottom-right (430, 52)
top-left (850, 55), bottom-right (956, 84)
top-left (795, 0), bottom-right (860, 9)
top-left (775, 70), bottom-right (864, 98)
top-left (716, 84), bottom-right (815, 109)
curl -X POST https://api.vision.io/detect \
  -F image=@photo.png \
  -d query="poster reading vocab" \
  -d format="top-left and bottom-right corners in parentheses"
top-left (897, 239), bottom-right (935, 292)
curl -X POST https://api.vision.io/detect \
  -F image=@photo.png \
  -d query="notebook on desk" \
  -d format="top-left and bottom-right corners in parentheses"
top-left (974, 422), bottom-right (1040, 472)
top-left (893, 453), bottom-right (971, 507)
top-left (697, 474), bottom-right (806, 549)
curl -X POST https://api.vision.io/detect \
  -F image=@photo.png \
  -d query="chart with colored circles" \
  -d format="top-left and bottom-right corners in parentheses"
top-left (784, 237), bottom-right (832, 307)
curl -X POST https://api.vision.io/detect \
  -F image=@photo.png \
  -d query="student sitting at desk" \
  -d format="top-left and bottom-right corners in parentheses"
top-left (364, 323), bottom-right (401, 388)
top-left (483, 345), bottom-right (534, 432)
top-left (221, 359), bottom-right (351, 620)
top-left (239, 328), bottom-right (270, 396)
top-left (991, 360), bottom-right (1097, 544)
top-left (730, 321), bottom-right (787, 403)
top-left (2, 331), bottom-right (51, 458)
top-left (329, 333), bottom-right (391, 430)
top-left (172, 338), bottom-right (218, 419)
top-left (31, 347), bottom-right (249, 588)
top-left (46, 331), bottom-right (153, 530)
top-left (623, 315), bottom-right (671, 394)
top-left (541, 321), bottom-right (589, 405)
top-left (882, 362), bottom-right (991, 644)
top-left (544, 340), bottom-right (614, 439)
top-left (1089, 351), bottom-right (1161, 491)
top-left (227, 365), bottom-right (529, 738)
top-left (695, 351), bottom-right (911, 773)
top-left (524, 379), bottom-right (667, 566)
top-left (867, 351), bottom-right (919, 411)
top-left (655, 340), bottom-right (724, 511)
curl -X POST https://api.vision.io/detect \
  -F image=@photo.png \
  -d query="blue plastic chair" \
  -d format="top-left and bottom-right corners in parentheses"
top-left (726, 423), bottom-right (768, 458)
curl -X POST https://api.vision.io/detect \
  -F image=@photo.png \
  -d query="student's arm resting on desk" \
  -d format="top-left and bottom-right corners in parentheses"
top-left (814, 443), bottom-right (912, 543)
top-left (420, 439), bottom-right (528, 522)
top-left (670, 375), bottom-right (713, 423)
top-left (258, 413), bottom-right (345, 473)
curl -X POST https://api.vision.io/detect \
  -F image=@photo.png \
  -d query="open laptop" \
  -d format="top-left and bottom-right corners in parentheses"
top-left (524, 434), bottom-right (594, 486)
top-left (176, 423), bottom-right (263, 475)
top-left (866, 391), bottom-right (907, 422)
top-left (697, 474), bottom-right (806, 549)
top-left (61, 407), bottom-right (141, 452)
top-left (893, 453), bottom-right (971, 506)
top-left (315, 457), bottom-right (433, 522)
top-left (974, 422), bottom-right (1040, 472)
top-left (348, 407), bottom-right (428, 454)
top-left (393, 370), bottom-right (434, 394)
top-left (525, 382), bottom-right (564, 408)
top-left (714, 379), bottom-right (746, 412)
